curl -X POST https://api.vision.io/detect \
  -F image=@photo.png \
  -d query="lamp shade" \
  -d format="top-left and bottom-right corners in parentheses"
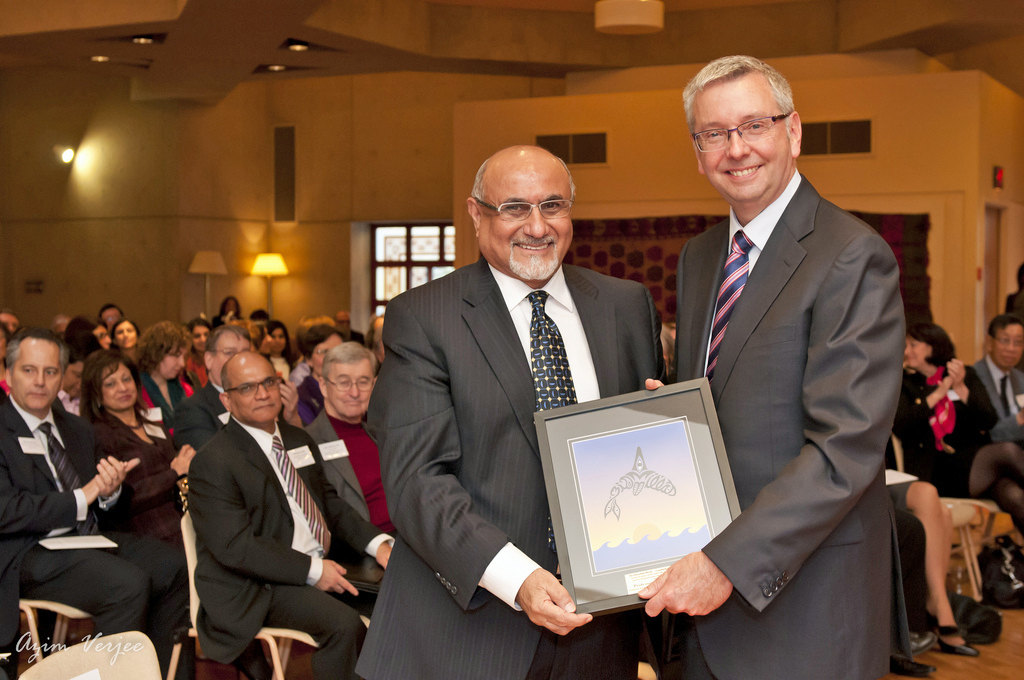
top-left (251, 253), bottom-right (289, 277)
top-left (595, 0), bottom-right (664, 34)
top-left (187, 250), bottom-right (228, 275)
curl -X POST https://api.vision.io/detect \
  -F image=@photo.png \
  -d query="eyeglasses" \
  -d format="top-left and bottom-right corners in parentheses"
top-left (474, 197), bottom-right (573, 222)
top-left (692, 113), bottom-right (792, 152)
top-left (994, 336), bottom-right (1024, 349)
top-left (210, 348), bottom-right (242, 358)
top-left (324, 377), bottom-right (373, 392)
top-left (224, 376), bottom-right (281, 397)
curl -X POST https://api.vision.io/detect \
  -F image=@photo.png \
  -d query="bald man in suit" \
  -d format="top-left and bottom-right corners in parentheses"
top-left (356, 146), bottom-right (663, 679)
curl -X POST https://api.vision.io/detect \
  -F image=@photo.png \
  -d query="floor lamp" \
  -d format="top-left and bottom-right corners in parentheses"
top-left (188, 251), bottom-right (228, 320)
top-left (251, 253), bottom-right (289, 318)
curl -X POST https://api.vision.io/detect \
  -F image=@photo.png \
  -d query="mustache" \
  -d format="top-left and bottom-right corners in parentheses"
top-left (511, 236), bottom-right (556, 248)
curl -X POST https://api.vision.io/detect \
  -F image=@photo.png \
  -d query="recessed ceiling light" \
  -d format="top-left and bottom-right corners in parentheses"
top-left (91, 55), bottom-right (110, 62)
top-left (267, 64), bottom-right (286, 72)
top-left (132, 35), bottom-right (154, 45)
top-left (287, 41), bottom-right (308, 52)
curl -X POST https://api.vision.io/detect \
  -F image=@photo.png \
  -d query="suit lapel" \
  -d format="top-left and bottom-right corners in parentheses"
top-left (1, 401), bottom-right (56, 490)
top-left (565, 266), bottom-right (618, 397)
top-left (461, 259), bottom-right (539, 454)
top-left (226, 420), bottom-right (291, 514)
top-left (709, 180), bottom-right (815, 398)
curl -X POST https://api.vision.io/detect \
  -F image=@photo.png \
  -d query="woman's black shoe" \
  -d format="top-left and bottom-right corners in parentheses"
top-left (936, 625), bottom-right (980, 657)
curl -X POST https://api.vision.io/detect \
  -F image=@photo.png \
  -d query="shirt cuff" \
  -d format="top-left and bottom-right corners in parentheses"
top-left (73, 489), bottom-right (87, 521)
top-left (479, 542), bottom-right (543, 610)
top-left (365, 534), bottom-right (393, 558)
top-left (306, 556), bottom-right (323, 586)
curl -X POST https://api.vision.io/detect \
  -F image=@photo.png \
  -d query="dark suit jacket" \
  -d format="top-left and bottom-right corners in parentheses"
top-left (356, 259), bottom-right (663, 680)
top-left (973, 358), bottom-right (1024, 445)
top-left (173, 383), bottom-right (226, 451)
top-left (187, 419), bottom-right (380, 663)
top-left (0, 400), bottom-right (129, 642)
top-left (674, 177), bottom-right (906, 680)
top-left (304, 410), bottom-right (371, 523)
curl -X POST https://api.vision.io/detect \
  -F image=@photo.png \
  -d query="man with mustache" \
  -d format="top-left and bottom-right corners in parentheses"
top-left (356, 145), bottom-right (664, 679)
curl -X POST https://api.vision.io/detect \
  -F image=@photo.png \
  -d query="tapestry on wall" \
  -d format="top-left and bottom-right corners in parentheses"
top-left (565, 212), bottom-right (931, 325)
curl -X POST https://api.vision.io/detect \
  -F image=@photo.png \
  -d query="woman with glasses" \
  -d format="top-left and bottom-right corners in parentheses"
top-left (82, 349), bottom-right (195, 546)
top-left (294, 323), bottom-right (343, 425)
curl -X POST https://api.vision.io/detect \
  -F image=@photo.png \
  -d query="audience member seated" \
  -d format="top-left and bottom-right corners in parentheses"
top-left (249, 308), bottom-right (270, 325)
top-left (295, 324), bottom-right (342, 425)
top-left (57, 343), bottom-right (86, 416)
top-left (263, 319), bottom-right (294, 381)
top-left (891, 508), bottom-right (937, 677)
top-left (212, 295), bottom-right (241, 328)
top-left (0, 310), bottom-right (19, 336)
top-left (51, 313), bottom-right (70, 336)
top-left (137, 321), bottom-right (193, 433)
top-left (975, 314), bottom-right (1024, 449)
top-left (0, 327), bottom-right (9, 396)
top-left (98, 303), bottom-right (124, 331)
top-left (0, 328), bottom-right (191, 678)
top-left (241, 318), bottom-right (266, 354)
top-left (890, 479), bottom-right (977, 656)
top-left (334, 310), bottom-right (364, 344)
top-left (112, 318), bottom-right (140, 362)
top-left (82, 349), bottom-right (195, 547)
top-left (896, 321), bottom-right (1024, 536)
top-left (93, 322), bottom-right (112, 349)
top-left (185, 317), bottom-right (212, 388)
top-left (289, 315), bottom-right (336, 388)
top-left (174, 325), bottom-right (251, 451)
top-left (64, 315), bottom-right (106, 354)
top-left (188, 352), bottom-right (391, 680)
top-left (305, 343), bottom-right (394, 533)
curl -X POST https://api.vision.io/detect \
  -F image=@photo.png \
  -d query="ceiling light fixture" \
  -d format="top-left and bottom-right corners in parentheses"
top-left (287, 41), bottom-right (309, 52)
top-left (595, 0), bottom-right (664, 34)
top-left (90, 55), bottom-right (110, 62)
top-left (267, 64), bottom-right (286, 72)
top-left (132, 35), bottom-right (155, 45)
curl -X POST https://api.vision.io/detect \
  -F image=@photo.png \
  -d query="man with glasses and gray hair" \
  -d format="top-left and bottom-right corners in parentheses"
top-left (305, 342), bottom-right (394, 535)
top-left (639, 56), bottom-right (908, 679)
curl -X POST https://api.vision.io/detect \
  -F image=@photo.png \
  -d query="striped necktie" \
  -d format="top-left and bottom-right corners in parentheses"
top-left (37, 422), bottom-right (99, 535)
top-left (706, 230), bottom-right (754, 383)
top-left (271, 435), bottom-right (331, 554)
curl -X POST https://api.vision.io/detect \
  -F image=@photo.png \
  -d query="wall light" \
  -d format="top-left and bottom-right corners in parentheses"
top-left (595, 0), bottom-right (664, 34)
top-left (251, 253), bottom-right (289, 316)
top-left (53, 145), bottom-right (75, 163)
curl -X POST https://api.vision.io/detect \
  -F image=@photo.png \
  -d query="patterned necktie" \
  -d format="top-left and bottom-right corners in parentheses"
top-left (36, 422), bottom-right (99, 536)
top-left (271, 435), bottom-right (331, 554)
top-left (706, 230), bottom-right (755, 383)
top-left (1001, 375), bottom-right (1013, 417)
top-left (529, 290), bottom-right (577, 553)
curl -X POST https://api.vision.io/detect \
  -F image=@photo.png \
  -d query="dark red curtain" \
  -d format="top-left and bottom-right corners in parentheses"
top-left (566, 212), bottom-right (930, 325)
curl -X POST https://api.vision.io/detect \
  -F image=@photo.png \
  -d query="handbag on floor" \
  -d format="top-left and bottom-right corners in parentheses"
top-left (978, 535), bottom-right (1024, 608)
top-left (948, 592), bottom-right (1002, 644)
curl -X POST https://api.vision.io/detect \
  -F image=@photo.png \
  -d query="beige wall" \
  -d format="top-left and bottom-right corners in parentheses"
top-left (454, 67), bottom-right (1024, 361)
top-left (0, 67), bottom-right (562, 332)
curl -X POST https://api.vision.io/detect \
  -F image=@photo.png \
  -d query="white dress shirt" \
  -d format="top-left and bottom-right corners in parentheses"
top-left (703, 171), bottom-right (802, 373)
top-left (479, 264), bottom-right (600, 609)
top-left (232, 418), bottom-right (391, 585)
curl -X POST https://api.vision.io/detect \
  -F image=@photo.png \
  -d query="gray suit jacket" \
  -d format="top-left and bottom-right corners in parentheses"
top-left (173, 383), bottom-right (226, 451)
top-left (675, 177), bottom-right (907, 680)
top-left (356, 258), bottom-right (663, 680)
top-left (304, 410), bottom-right (371, 523)
top-left (972, 358), bottom-right (1024, 445)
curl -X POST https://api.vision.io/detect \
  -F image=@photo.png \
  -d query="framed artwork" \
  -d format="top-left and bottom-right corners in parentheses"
top-left (535, 378), bottom-right (739, 615)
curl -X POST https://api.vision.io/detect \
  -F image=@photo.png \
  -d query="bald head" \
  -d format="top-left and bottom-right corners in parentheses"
top-left (219, 351), bottom-right (282, 432)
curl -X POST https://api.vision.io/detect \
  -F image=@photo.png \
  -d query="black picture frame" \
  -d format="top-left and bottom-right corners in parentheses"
top-left (534, 378), bottom-right (739, 615)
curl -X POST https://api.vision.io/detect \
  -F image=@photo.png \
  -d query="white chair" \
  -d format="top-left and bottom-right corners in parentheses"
top-left (21, 630), bottom-right (161, 680)
top-left (166, 512), bottom-right (319, 680)
top-left (18, 599), bottom-right (92, 653)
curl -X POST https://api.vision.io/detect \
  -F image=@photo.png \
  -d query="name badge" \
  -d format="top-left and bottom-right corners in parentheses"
top-left (19, 437), bottom-right (46, 455)
top-left (143, 423), bottom-right (166, 439)
top-left (218, 411), bottom-right (231, 424)
top-left (145, 407), bottom-right (163, 423)
top-left (320, 439), bottom-right (349, 461)
top-left (287, 445), bottom-right (315, 469)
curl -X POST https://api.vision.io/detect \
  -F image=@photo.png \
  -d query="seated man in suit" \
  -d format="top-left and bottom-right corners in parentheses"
top-left (188, 351), bottom-right (392, 680)
top-left (0, 328), bottom-right (190, 679)
top-left (975, 313), bottom-right (1024, 446)
top-left (305, 342), bottom-right (394, 533)
top-left (174, 324), bottom-right (251, 450)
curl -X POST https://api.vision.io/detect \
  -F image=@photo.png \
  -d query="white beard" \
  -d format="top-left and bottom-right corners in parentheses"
top-left (509, 242), bottom-right (559, 282)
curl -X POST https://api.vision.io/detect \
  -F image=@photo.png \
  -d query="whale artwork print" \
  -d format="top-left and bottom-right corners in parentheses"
top-left (604, 447), bottom-right (677, 520)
